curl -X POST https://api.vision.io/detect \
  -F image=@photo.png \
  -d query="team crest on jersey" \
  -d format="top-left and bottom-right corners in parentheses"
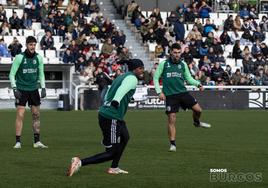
top-left (33, 60), bottom-right (37, 64)
top-left (178, 65), bottom-right (181, 69)
top-left (23, 59), bottom-right (27, 64)
top-left (166, 106), bottom-right (171, 111)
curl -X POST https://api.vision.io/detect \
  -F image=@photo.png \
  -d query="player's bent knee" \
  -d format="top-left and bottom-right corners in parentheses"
top-left (32, 112), bottom-right (40, 120)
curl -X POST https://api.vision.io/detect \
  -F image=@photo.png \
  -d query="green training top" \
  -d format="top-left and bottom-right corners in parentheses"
top-left (99, 72), bottom-right (138, 121)
top-left (9, 52), bottom-right (45, 91)
top-left (153, 59), bottom-right (200, 96)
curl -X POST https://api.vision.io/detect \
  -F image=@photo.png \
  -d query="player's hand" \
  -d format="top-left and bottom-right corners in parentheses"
top-left (198, 84), bottom-right (204, 91)
top-left (111, 100), bottom-right (119, 109)
top-left (13, 88), bottom-right (22, 99)
top-left (159, 92), bottom-right (166, 101)
top-left (41, 88), bottom-right (46, 98)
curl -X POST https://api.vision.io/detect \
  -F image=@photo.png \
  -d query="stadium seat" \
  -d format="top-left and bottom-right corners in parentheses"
top-left (5, 9), bottom-right (13, 20)
top-left (36, 50), bottom-right (45, 57)
top-left (23, 29), bottom-right (34, 37)
top-left (0, 88), bottom-right (10, 100)
top-left (35, 29), bottom-right (45, 39)
top-left (15, 36), bottom-right (26, 47)
top-left (3, 36), bottom-right (14, 46)
top-left (49, 57), bottom-right (60, 64)
top-left (141, 11), bottom-right (147, 17)
top-left (32, 22), bottom-right (42, 30)
top-left (160, 12), bottom-right (168, 23)
top-left (226, 58), bottom-right (236, 68)
top-left (218, 13), bottom-right (228, 20)
top-left (187, 24), bottom-right (194, 31)
top-left (16, 9), bottom-right (24, 18)
top-left (0, 57), bottom-right (12, 64)
top-left (45, 50), bottom-right (57, 58)
top-left (52, 36), bottom-right (61, 44)
top-left (224, 45), bottom-right (233, 57)
top-left (209, 13), bottom-right (218, 20)
top-left (43, 57), bottom-right (49, 64)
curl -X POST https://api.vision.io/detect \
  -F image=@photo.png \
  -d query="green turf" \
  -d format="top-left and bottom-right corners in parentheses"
top-left (0, 110), bottom-right (267, 188)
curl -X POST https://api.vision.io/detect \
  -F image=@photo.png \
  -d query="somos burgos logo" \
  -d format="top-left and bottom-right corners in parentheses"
top-left (209, 169), bottom-right (262, 183)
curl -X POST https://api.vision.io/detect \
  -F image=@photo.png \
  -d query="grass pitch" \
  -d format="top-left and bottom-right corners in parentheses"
top-left (0, 110), bottom-right (267, 188)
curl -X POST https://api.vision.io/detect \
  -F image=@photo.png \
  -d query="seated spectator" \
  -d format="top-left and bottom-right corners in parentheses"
top-left (242, 55), bottom-right (255, 74)
top-left (181, 46), bottom-right (193, 64)
top-left (223, 15), bottom-right (234, 31)
top-left (211, 62), bottom-right (225, 83)
top-left (249, 7), bottom-right (258, 19)
top-left (252, 26), bottom-right (265, 42)
top-left (242, 46), bottom-right (251, 58)
top-left (9, 11), bottom-right (22, 32)
top-left (0, 21), bottom-right (11, 36)
top-left (251, 40), bottom-right (262, 58)
top-left (146, 28), bottom-right (157, 43)
top-left (232, 40), bottom-right (243, 59)
top-left (259, 16), bottom-right (268, 32)
top-left (0, 4), bottom-right (7, 22)
top-left (198, 55), bottom-right (211, 69)
top-left (262, 69), bottom-right (268, 85)
top-left (22, 12), bottom-right (32, 29)
top-left (199, 43), bottom-right (209, 57)
top-left (126, 1), bottom-right (138, 19)
top-left (254, 53), bottom-right (266, 68)
top-left (87, 33), bottom-right (99, 50)
top-left (203, 19), bottom-right (217, 37)
top-left (230, 69), bottom-right (242, 85)
top-left (239, 7), bottom-right (249, 20)
top-left (112, 30), bottom-right (126, 47)
top-left (240, 29), bottom-right (252, 45)
top-left (0, 38), bottom-right (11, 57)
top-left (184, 7), bottom-right (196, 23)
top-left (220, 30), bottom-right (231, 45)
top-left (233, 15), bottom-right (242, 31)
top-left (88, 52), bottom-right (100, 67)
top-left (260, 43), bottom-right (268, 58)
top-left (40, 30), bottom-right (55, 50)
top-left (207, 47), bottom-right (216, 63)
top-left (63, 48), bottom-right (75, 64)
top-left (101, 38), bottom-right (114, 58)
top-left (174, 17), bottom-right (185, 41)
top-left (187, 25), bottom-right (202, 41)
top-left (230, 29), bottom-right (240, 44)
top-left (198, 1), bottom-right (212, 18)
top-left (8, 37), bottom-right (22, 57)
top-left (154, 42), bottom-right (164, 58)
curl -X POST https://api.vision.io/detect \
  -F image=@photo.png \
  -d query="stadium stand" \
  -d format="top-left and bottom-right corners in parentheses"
top-left (0, 0), bottom-right (268, 109)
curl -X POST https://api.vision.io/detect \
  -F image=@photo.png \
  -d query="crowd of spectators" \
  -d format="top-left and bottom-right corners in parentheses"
top-left (126, 0), bottom-right (268, 86)
top-left (0, 0), bottom-right (268, 87)
top-left (0, 0), bottom-right (134, 87)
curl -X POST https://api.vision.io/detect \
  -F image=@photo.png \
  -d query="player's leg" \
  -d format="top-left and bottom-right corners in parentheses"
top-left (110, 121), bottom-right (129, 170)
top-left (67, 115), bottom-right (117, 176)
top-left (192, 103), bottom-right (202, 126)
top-left (29, 90), bottom-right (48, 148)
top-left (13, 90), bottom-right (28, 148)
top-left (167, 113), bottom-right (177, 151)
top-left (165, 95), bottom-right (179, 151)
top-left (14, 105), bottom-right (26, 148)
top-left (191, 101), bottom-right (211, 128)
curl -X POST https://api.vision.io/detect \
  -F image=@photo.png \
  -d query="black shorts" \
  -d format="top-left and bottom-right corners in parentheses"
top-left (165, 92), bottom-right (197, 114)
top-left (98, 114), bottom-right (129, 148)
top-left (15, 89), bottom-right (41, 107)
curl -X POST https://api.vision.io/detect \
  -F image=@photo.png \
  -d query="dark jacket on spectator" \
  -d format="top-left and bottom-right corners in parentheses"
top-left (174, 19), bottom-right (185, 41)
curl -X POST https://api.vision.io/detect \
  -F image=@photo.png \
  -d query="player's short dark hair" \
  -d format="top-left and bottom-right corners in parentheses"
top-left (26, 36), bottom-right (37, 44)
top-left (171, 43), bottom-right (181, 51)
